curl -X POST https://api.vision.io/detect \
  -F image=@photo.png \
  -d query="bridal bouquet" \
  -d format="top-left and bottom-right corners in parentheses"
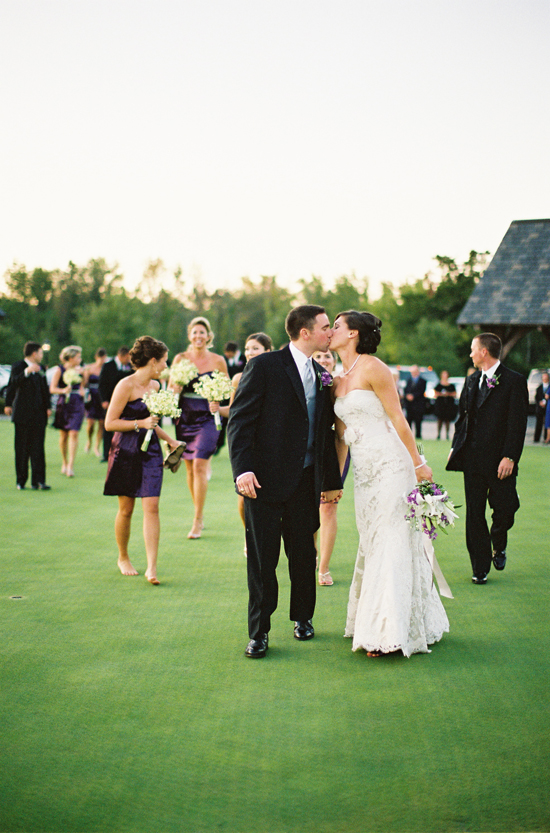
top-left (141, 390), bottom-right (182, 451)
top-left (404, 481), bottom-right (459, 541)
top-left (193, 371), bottom-right (233, 430)
top-left (62, 368), bottom-right (83, 402)
top-left (161, 358), bottom-right (199, 388)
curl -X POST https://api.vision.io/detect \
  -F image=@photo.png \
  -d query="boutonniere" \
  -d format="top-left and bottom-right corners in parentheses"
top-left (486, 374), bottom-right (500, 390)
top-left (318, 370), bottom-right (333, 390)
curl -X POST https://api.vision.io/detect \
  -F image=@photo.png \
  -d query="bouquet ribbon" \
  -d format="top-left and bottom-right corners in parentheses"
top-left (423, 538), bottom-right (454, 599)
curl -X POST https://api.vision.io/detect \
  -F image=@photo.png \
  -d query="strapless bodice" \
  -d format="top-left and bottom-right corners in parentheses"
top-left (334, 389), bottom-right (394, 445)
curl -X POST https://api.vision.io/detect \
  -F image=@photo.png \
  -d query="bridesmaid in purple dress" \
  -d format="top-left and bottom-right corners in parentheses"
top-left (83, 348), bottom-right (107, 457)
top-left (50, 346), bottom-right (86, 477)
top-left (104, 336), bottom-right (184, 585)
top-left (169, 317), bottom-right (228, 539)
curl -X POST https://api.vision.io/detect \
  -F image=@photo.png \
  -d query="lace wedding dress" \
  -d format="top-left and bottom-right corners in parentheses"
top-left (334, 389), bottom-right (449, 656)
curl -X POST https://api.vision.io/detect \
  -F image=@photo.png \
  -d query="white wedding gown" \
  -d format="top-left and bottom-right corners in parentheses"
top-left (334, 389), bottom-right (449, 656)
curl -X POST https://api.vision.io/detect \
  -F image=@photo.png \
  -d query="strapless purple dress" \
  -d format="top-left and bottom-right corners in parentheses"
top-left (103, 399), bottom-right (163, 498)
top-left (53, 365), bottom-right (85, 431)
top-left (175, 372), bottom-right (219, 460)
top-left (85, 373), bottom-right (105, 420)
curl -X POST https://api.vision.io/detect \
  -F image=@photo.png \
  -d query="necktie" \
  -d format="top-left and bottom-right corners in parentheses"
top-left (303, 361), bottom-right (316, 466)
top-left (303, 361), bottom-right (316, 400)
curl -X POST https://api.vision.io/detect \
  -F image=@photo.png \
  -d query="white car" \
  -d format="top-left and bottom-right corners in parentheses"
top-left (0, 364), bottom-right (12, 399)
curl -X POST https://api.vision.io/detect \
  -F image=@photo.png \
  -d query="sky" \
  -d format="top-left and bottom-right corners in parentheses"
top-left (1, 0), bottom-right (548, 299)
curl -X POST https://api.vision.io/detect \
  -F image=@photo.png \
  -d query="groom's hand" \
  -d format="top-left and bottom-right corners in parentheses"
top-left (236, 472), bottom-right (261, 499)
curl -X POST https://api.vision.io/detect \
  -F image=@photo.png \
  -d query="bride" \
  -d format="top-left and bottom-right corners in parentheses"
top-left (330, 310), bottom-right (449, 657)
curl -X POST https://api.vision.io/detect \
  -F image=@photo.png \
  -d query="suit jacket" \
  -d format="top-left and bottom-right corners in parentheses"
top-left (98, 359), bottom-right (132, 403)
top-left (446, 365), bottom-right (528, 474)
top-left (227, 345), bottom-right (342, 502)
top-left (535, 383), bottom-right (549, 416)
top-left (404, 375), bottom-right (427, 413)
top-left (5, 360), bottom-right (50, 425)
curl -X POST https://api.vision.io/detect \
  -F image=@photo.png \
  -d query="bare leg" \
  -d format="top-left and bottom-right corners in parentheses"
top-left (142, 496), bottom-right (161, 583)
top-left (59, 430), bottom-right (69, 473)
top-left (85, 418), bottom-right (94, 452)
top-left (318, 502), bottom-right (338, 582)
top-left (95, 421), bottom-right (104, 456)
top-left (67, 430), bottom-right (79, 476)
top-left (187, 458), bottom-right (209, 538)
top-left (115, 496), bottom-right (139, 575)
top-left (238, 494), bottom-right (245, 526)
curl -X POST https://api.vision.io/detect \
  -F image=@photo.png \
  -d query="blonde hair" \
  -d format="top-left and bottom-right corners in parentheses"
top-left (187, 316), bottom-right (214, 347)
top-left (60, 345), bottom-right (82, 363)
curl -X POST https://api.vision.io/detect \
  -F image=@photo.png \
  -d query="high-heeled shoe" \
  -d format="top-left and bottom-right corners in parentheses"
top-left (319, 571), bottom-right (333, 586)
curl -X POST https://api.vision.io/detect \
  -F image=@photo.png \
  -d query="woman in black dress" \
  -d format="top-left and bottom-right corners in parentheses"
top-left (104, 336), bottom-right (184, 584)
top-left (433, 370), bottom-right (457, 440)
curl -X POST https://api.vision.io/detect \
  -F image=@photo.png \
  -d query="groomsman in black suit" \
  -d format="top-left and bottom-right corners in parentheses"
top-left (533, 371), bottom-right (549, 442)
top-left (227, 305), bottom-right (343, 658)
top-left (446, 333), bottom-right (528, 584)
top-left (98, 346), bottom-right (132, 461)
top-left (404, 365), bottom-right (427, 439)
top-left (4, 341), bottom-right (51, 490)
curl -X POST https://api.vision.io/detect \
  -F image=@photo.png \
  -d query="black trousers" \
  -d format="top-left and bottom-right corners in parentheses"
top-left (406, 410), bottom-right (424, 439)
top-left (533, 410), bottom-right (546, 442)
top-left (14, 420), bottom-right (47, 487)
top-left (463, 468), bottom-right (520, 576)
top-left (244, 466), bottom-right (318, 639)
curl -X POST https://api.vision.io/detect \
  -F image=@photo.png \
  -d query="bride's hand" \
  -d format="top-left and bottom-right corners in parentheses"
top-left (415, 463), bottom-right (433, 482)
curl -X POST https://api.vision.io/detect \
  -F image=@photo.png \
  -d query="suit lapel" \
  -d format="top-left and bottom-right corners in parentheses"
top-left (282, 346), bottom-right (307, 411)
top-left (467, 371), bottom-right (481, 410)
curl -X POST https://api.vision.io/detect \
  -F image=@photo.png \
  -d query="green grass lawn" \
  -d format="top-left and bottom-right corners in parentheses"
top-left (1, 419), bottom-right (549, 833)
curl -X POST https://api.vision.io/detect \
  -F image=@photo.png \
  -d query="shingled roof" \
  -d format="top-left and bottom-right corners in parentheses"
top-left (457, 219), bottom-right (550, 325)
top-left (456, 219), bottom-right (550, 358)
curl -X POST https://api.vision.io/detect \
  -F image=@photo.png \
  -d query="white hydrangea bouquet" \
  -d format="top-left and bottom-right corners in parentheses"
top-left (62, 368), bottom-right (83, 402)
top-left (161, 358), bottom-right (199, 388)
top-left (141, 390), bottom-right (182, 451)
top-left (193, 371), bottom-right (233, 430)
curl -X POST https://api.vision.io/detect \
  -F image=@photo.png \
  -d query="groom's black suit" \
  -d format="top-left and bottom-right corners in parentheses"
top-left (227, 345), bottom-right (342, 638)
top-left (446, 365), bottom-right (528, 577)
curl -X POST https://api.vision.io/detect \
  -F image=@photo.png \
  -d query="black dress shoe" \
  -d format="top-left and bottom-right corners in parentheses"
top-left (245, 634), bottom-right (268, 658)
top-left (32, 483), bottom-right (51, 491)
top-left (492, 550), bottom-right (507, 571)
top-left (294, 620), bottom-right (314, 640)
top-left (471, 573), bottom-right (488, 584)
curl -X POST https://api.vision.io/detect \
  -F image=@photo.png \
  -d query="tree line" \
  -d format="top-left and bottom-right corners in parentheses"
top-left (1, 252), bottom-right (546, 376)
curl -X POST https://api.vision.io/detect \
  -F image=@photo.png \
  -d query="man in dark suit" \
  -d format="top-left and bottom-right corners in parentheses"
top-left (404, 365), bottom-right (427, 438)
top-left (4, 341), bottom-right (51, 490)
top-left (98, 346), bottom-right (132, 461)
top-left (446, 333), bottom-right (528, 584)
top-left (227, 305), bottom-right (343, 658)
top-left (533, 371), bottom-right (549, 442)
top-left (223, 341), bottom-right (246, 379)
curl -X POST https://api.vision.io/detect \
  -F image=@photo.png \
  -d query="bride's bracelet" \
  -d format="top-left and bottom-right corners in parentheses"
top-left (415, 455), bottom-right (427, 470)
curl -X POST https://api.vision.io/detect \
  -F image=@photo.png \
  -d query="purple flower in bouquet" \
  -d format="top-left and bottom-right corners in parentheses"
top-left (486, 374), bottom-right (500, 390)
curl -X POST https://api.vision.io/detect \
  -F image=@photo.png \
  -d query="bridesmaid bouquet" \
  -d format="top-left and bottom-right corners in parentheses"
top-left (405, 481), bottom-right (459, 540)
top-left (162, 358), bottom-right (199, 388)
top-left (193, 371), bottom-right (233, 430)
top-left (62, 368), bottom-right (83, 402)
top-left (141, 390), bottom-right (182, 451)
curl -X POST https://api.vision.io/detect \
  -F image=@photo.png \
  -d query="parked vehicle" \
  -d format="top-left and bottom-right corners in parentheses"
top-left (389, 366), bottom-right (440, 413)
top-left (527, 368), bottom-right (548, 415)
top-left (0, 364), bottom-right (11, 399)
top-left (447, 375), bottom-right (466, 400)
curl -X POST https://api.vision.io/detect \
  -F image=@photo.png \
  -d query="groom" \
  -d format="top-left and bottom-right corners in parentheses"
top-left (446, 333), bottom-right (528, 584)
top-left (227, 305), bottom-right (343, 658)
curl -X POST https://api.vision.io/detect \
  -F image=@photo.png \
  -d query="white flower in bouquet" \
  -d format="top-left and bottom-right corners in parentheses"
top-left (161, 358), bottom-right (199, 388)
top-left (404, 481), bottom-right (460, 540)
top-left (193, 371), bottom-right (233, 430)
top-left (141, 390), bottom-right (182, 451)
top-left (62, 368), bottom-right (83, 402)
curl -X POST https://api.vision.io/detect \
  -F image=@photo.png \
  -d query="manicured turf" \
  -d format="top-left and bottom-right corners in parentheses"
top-left (1, 419), bottom-right (549, 832)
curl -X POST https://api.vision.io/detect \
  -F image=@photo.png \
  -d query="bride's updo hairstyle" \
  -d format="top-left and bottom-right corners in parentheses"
top-left (130, 336), bottom-right (168, 369)
top-left (336, 310), bottom-right (382, 354)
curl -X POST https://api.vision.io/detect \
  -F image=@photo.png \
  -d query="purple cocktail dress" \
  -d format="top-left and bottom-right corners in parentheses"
top-left (175, 372), bottom-right (219, 460)
top-left (53, 365), bottom-right (85, 431)
top-left (85, 373), bottom-right (105, 420)
top-left (103, 399), bottom-right (163, 498)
